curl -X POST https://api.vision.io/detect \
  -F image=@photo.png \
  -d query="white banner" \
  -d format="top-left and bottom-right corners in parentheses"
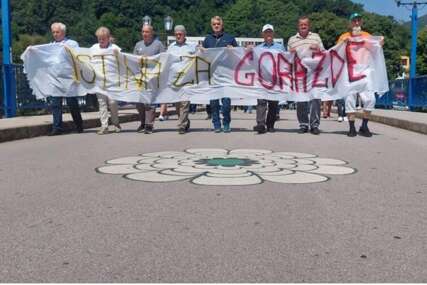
top-left (21, 37), bottom-right (389, 104)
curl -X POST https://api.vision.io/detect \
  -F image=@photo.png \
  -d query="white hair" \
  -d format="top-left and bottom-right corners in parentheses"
top-left (51, 22), bottom-right (66, 33)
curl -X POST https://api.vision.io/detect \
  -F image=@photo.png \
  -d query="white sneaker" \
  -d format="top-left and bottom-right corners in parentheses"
top-left (344, 116), bottom-right (349, 122)
top-left (112, 125), bottom-right (121, 133)
top-left (159, 115), bottom-right (165, 121)
top-left (338, 116), bottom-right (343, 122)
top-left (97, 127), bottom-right (109, 135)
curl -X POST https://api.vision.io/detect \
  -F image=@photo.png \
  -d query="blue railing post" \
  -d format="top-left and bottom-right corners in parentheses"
top-left (408, 4), bottom-right (418, 110)
top-left (2, 0), bottom-right (17, 117)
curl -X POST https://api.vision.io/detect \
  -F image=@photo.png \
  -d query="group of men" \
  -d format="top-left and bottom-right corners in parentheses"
top-left (47, 12), bottom-right (382, 138)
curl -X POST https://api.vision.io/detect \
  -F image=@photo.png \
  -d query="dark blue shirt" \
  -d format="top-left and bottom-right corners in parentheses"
top-left (202, 32), bottom-right (238, 48)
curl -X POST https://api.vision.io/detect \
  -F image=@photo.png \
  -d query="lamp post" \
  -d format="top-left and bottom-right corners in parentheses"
top-left (1, 0), bottom-right (17, 117)
top-left (395, 0), bottom-right (427, 110)
top-left (142, 15), bottom-right (152, 26)
top-left (164, 16), bottom-right (173, 47)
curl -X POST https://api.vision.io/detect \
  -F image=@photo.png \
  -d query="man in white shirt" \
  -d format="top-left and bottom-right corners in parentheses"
top-left (167, 25), bottom-right (197, 134)
top-left (48, 22), bottom-right (83, 136)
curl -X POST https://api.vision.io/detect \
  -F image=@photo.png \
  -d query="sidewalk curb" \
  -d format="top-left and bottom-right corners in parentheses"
top-left (0, 110), bottom-right (176, 143)
top-left (355, 112), bottom-right (427, 135)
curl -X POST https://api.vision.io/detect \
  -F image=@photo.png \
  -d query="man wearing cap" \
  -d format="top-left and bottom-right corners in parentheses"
top-left (167, 25), bottom-right (197, 134)
top-left (288, 16), bottom-right (325, 135)
top-left (133, 24), bottom-right (165, 134)
top-left (253, 24), bottom-right (285, 134)
top-left (337, 13), bottom-right (384, 137)
top-left (202, 16), bottom-right (238, 133)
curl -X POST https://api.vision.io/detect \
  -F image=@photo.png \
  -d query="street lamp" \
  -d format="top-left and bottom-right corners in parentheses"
top-left (142, 15), bottom-right (152, 26)
top-left (395, 0), bottom-right (427, 110)
top-left (163, 16), bottom-right (173, 47)
top-left (164, 16), bottom-right (173, 32)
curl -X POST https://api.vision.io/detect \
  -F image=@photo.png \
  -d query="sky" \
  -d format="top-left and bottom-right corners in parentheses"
top-left (351, 0), bottom-right (427, 22)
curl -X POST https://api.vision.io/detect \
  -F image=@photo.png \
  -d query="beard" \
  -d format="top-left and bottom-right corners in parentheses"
top-left (352, 26), bottom-right (362, 36)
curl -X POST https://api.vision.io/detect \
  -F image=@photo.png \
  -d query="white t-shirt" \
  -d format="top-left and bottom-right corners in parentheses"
top-left (90, 43), bottom-right (121, 52)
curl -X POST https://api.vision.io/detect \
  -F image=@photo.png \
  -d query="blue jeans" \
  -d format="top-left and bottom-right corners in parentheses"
top-left (51, 96), bottom-right (83, 131)
top-left (210, 98), bottom-right (231, 129)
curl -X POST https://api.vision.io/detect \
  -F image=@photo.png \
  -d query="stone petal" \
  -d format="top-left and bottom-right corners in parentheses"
top-left (125, 171), bottom-right (193, 182)
top-left (253, 169), bottom-right (293, 176)
top-left (186, 148), bottom-right (228, 155)
top-left (105, 156), bottom-right (143, 164)
top-left (134, 164), bottom-right (160, 171)
top-left (96, 164), bottom-right (142, 175)
top-left (309, 158), bottom-right (348, 165)
top-left (207, 168), bottom-right (249, 175)
top-left (140, 151), bottom-right (188, 158)
top-left (277, 152), bottom-right (317, 159)
top-left (291, 165), bottom-right (318, 171)
top-left (192, 174), bottom-right (262, 186)
top-left (308, 165), bottom-right (356, 175)
top-left (261, 172), bottom-right (328, 184)
top-left (229, 149), bottom-right (273, 156)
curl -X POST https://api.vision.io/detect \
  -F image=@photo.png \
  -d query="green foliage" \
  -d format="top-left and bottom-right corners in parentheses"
top-left (3, 0), bottom-right (412, 78)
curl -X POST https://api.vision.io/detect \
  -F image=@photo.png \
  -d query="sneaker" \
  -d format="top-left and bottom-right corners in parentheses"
top-left (358, 127), bottom-right (372, 137)
top-left (76, 126), bottom-right (84, 133)
top-left (253, 125), bottom-right (266, 134)
top-left (298, 127), bottom-right (308, 134)
top-left (136, 124), bottom-right (145, 133)
top-left (310, 127), bottom-right (320, 135)
top-left (159, 115), bottom-right (165, 121)
top-left (144, 125), bottom-right (153, 134)
top-left (48, 129), bottom-right (63, 136)
top-left (223, 125), bottom-right (231, 133)
top-left (97, 127), bottom-right (109, 135)
top-left (347, 128), bottom-right (357, 137)
top-left (112, 125), bottom-right (122, 133)
top-left (178, 128), bottom-right (186, 134)
top-left (337, 116), bottom-right (343, 122)
top-left (214, 128), bottom-right (222, 133)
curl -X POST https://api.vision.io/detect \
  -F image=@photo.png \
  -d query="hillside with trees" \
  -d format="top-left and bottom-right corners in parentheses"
top-left (1, 0), bottom-right (413, 78)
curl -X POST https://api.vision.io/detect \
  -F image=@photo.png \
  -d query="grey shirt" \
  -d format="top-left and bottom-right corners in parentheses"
top-left (133, 38), bottom-right (165, 56)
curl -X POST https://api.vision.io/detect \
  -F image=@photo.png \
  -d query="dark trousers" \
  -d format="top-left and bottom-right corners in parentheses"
top-left (136, 103), bottom-right (156, 126)
top-left (336, 99), bottom-right (346, 117)
top-left (51, 96), bottom-right (83, 131)
top-left (206, 104), bottom-right (211, 116)
top-left (297, 99), bottom-right (321, 129)
top-left (256, 99), bottom-right (278, 128)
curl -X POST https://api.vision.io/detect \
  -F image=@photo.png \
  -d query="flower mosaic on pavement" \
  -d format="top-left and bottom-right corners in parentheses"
top-left (96, 148), bottom-right (356, 186)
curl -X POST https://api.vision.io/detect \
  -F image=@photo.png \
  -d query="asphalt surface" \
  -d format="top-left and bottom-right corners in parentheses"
top-left (0, 110), bottom-right (426, 282)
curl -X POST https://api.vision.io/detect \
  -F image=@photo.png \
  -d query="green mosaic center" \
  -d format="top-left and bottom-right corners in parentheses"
top-left (195, 157), bottom-right (259, 168)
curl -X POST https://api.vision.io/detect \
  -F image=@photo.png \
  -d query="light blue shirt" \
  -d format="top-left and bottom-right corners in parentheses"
top-left (255, 41), bottom-right (285, 51)
top-left (53, 37), bottom-right (79, 48)
top-left (167, 40), bottom-right (197, 56)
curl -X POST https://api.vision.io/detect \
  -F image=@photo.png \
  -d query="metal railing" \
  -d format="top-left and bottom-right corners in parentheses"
top-left (376, 76), bottom-right (427, 110)
top-left (1, 64), bottom-right (97, 117)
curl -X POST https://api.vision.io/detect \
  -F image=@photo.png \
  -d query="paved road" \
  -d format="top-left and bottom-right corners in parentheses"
top-left (0, 110), bottom-right (426, 282)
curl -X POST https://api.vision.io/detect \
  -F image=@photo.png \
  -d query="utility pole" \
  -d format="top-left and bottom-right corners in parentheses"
top-left (1, 0), bottom-right (17, 117)
top-left (395, 0), bottom-right (427, 110)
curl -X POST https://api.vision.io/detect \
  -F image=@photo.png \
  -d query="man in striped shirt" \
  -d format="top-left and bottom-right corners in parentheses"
top-left (287, 16), bottom-right (324, 135)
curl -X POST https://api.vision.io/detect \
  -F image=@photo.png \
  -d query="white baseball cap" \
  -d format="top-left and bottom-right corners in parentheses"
top-left (262, 24), bottom-right (274, 32)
